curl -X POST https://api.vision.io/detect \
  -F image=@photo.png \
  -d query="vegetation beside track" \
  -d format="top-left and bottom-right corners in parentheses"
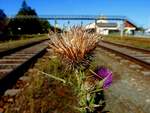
top-left (103, 35), bottom-right (150, 49)
top-left (2, 53), bottom-right (80, 113)
top-left (2, 50), bottom-right (108, 113)
top-left (0, 34), bottom-right (48, 52)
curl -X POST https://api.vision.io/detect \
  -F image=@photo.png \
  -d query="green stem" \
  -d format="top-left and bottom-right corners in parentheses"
top-left (39, 71), bottom-right (66, 84)
top-left (89, 88), bottom-right (103, 94)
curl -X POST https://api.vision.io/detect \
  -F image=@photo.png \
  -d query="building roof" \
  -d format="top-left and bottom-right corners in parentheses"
top-left (125, 20), bottom-right (137, 28)
top-left (96, 22), bottom-right (118, 28)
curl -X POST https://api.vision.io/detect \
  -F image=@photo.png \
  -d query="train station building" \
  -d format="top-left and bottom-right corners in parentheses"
top-left (85, 19), bottom-right (137, 35)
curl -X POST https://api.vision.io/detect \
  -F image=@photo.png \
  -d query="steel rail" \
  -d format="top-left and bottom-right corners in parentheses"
top-left (102, 40), bottom-right (150, 53)
top-left (0, 40), bottom-right (49, 95)
top-left (98, 41), bottom-right (150, 69)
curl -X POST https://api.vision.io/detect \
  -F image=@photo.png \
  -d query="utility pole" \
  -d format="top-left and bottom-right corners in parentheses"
top-left (54, 19), bottom-right (57, 33)
top-left (81, 21), bottom-right (83, 27)
top-left (67, 20), bottom-right (70, 30)
top-left (95, 19), bottom-right (97, 33)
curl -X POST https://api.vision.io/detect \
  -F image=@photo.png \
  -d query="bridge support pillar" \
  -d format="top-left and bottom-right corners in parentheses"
top-left (120, 20), bottom-right (125, 38)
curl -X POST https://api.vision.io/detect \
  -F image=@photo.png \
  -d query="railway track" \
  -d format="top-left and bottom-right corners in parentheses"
top-left (98, 41), bottom-right (150, 113)
top-left (0, 39), bottom-right (48, 58)
top-left (98, 40), bottom-right (150, 69)
top-left (0, 40), bottom-right (49, 95)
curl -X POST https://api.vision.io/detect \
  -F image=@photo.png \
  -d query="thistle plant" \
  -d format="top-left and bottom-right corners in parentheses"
top-left (47, 27), bottom-right (112, 113)
top-left (48, 26), bottom-right (99, 70)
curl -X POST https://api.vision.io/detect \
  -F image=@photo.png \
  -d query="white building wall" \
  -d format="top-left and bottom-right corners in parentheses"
top-left (96, 28), bottom-right (109, 35)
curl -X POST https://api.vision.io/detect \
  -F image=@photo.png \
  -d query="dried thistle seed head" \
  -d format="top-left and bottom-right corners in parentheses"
top-left (48, 26), bottom-right (99, 69)
top-left (84, 76), bottom-right (97, 91)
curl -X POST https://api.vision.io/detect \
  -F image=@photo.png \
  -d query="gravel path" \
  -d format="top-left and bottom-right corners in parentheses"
top-left (94, 47), bottom-right (150, 113)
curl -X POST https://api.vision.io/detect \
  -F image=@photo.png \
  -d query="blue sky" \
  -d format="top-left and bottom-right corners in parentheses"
top-left (0, 0), bottom-right (150, 28)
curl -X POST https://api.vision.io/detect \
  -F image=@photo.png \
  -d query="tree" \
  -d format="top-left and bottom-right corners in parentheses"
top-left (137, 27), bottom-right (145, 33)
top-left (17, 0), bottom-right (37, 16)
top-left (0, 9), bottom-right (8, 34)
top-left (8, 0), bottom-right (50, 35)
top-left (40, 20), bottom-right (51, 33)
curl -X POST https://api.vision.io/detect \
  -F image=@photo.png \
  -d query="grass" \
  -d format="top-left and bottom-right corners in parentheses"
top-left (103, 35), bottom-right (150, 49)
top-left (0, 34), bottom-right (48, 52)
top-left (3, 54), bottom-right (80, 113)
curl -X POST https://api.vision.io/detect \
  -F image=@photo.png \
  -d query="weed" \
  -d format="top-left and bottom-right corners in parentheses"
top-left (48, 26), bottom-right (99, 70)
